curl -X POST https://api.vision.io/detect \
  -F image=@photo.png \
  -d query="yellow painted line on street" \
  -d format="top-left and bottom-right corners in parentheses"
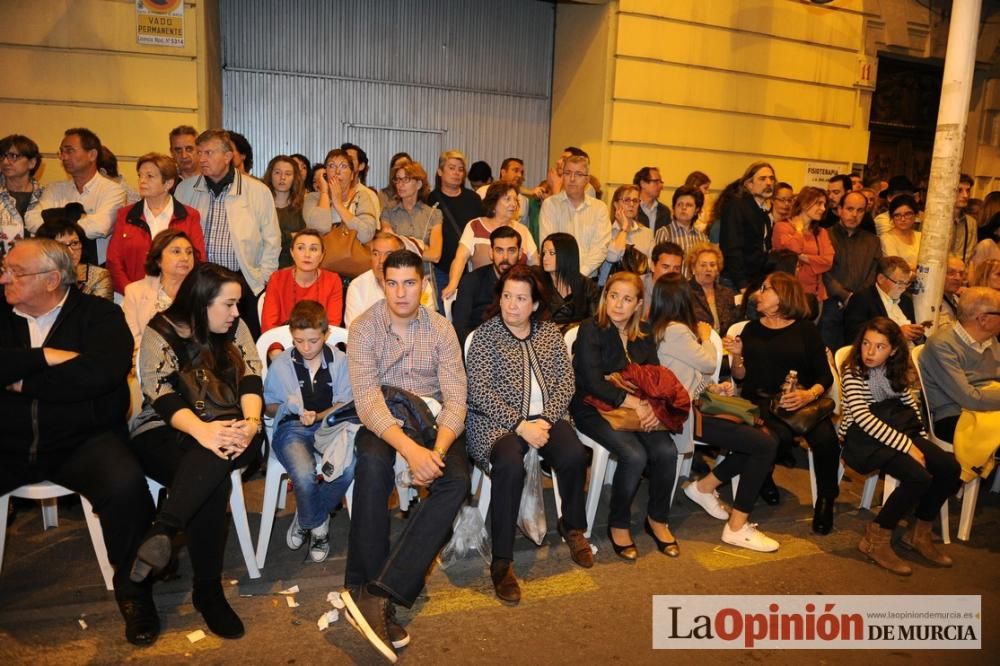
top-left (421, 569), bottom-right (598, 617)
top-left (693, 535), bottom-right (825, 571)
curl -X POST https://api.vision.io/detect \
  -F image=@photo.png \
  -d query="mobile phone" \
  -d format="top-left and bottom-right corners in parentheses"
top-left (920, 321), bottom-right (933, 328)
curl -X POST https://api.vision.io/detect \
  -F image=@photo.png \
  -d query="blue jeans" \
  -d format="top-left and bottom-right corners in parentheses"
top-left (433, 265), bottom-right (448, 314)
top-left (272, 420), bottom-right (355, 530)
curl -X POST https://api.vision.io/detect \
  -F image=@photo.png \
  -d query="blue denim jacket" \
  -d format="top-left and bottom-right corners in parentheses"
top-left (263, 344), bottom-right (353, 426)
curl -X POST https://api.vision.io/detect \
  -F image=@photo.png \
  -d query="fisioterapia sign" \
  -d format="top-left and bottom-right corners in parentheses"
top-left (653, 596), bottom-right (980, 649)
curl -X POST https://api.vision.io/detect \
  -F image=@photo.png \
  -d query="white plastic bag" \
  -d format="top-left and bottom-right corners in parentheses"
top-left (438, 505), bottom-right (490, 569)
top-left (517, 447), bottom-right (547, 545)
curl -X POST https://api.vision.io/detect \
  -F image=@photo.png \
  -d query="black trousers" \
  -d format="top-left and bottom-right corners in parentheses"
top-left (572, 406), bottom-right (677, 529)
top-left (698, 416), bottom-right (779, 514)
top-left (933, 416), bottom-right (959, 444)
top-left (131, 426), bottom-right (259, 585)
top-left (0, 430), bottom-right (154, 600)
top-left (755, 400), bottom-right (842, 499)
top-left (875, 435), bottom-right (962, 529)
top-left (237, 273), bottom-right (261, 340)
top-left (344, 428), bottom-right (470, 608)
top-left (488, 419), bottom-right (588, 561)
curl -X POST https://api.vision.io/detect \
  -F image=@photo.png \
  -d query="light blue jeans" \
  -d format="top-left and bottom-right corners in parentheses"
top-left (271, 420), bottom-right (355, 529)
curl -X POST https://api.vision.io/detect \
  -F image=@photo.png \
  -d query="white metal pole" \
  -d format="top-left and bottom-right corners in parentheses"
top-left (913, 0), bottom-right (982, 331)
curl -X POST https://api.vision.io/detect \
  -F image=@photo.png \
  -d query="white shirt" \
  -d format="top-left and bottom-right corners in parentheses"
top-left (143, 198), bottom-right (175, 239)
top-left (880, 230), bottom-right (921, 271)
top-left (538, 191), bottom-right (612, 277)
top-left (26, 173), bottom-right (127, 264)
top-left (343, 269), bottom-right (436, 327)
top-left (475, 184), bottom-right (530, 227)
top-left (954, 321), bottom-right (994, 354)
top-left (875, 283), bottom-right (912, 330)
top-left (528, 369), bottom-right (544, 415)
top-left (14, 289), bottom-right (71, 347)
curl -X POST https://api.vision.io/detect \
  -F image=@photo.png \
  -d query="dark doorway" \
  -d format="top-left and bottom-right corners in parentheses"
top-left (867, 55), bottom-right (944, 189)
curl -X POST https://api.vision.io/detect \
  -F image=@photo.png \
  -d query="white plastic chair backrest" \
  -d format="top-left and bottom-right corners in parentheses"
top-left (833, 345), bottom-right (852, 379)
top-left (725, 320), bottom-right (749, 339)
top-left (564, 325), bottom-right (579, 362)
top-left (443, 292), bottom-right (456, 323)
top-left (463, 328), bottom-right (475, 362)
top-left (255, 325), bottom-right (349, 384)
top-left (708, 328), bottom-right (723, 383)
top-left (257, 291), bottom-right (266, 322)
top-left (910, 345), bottom-right (941, 441)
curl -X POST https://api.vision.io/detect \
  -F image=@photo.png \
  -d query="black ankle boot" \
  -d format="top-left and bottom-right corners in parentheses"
top-left (116, 585), bottom-right (160, 646)
top-left (812, 496), bottom-right (835, 535)
top-left (130, 522), bottom-right (176, 583)
top-left (192, 581), bottom-right (244, 639)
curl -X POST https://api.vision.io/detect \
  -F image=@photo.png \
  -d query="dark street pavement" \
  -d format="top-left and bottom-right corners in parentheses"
top-left (1, 448), bottom-right (997, 665)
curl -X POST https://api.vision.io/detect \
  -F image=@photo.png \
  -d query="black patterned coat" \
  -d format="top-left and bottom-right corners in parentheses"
top-left (465, 315), bottom-right (575, 470)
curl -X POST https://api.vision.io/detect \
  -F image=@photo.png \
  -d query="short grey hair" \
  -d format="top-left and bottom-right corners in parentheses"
top-left (958, 286), bottom-right (1000, 321)
top-left (20, 238), bottom-right (76, 287)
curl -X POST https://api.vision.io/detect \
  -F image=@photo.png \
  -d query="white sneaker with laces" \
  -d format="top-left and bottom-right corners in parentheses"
top-left (308, 519), bottom-right (331, 563)
top-left (722, 522), bottom-right (779, 552)
top-left (683, 482), bottom-right (731, 520)
top-left (286, 512), bottom-right (308, 550)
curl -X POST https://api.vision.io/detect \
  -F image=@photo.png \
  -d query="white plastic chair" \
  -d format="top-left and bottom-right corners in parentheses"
top-left (257, 291), bottom-right (266, 324)
top-left (443, 291), bottom-right (456, 323)
top-left (0, 482), bottom-right (114, 590)
top-left (135, 346), bottom-right (261, 578)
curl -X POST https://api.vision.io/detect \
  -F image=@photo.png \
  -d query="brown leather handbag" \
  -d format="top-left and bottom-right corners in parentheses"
top-left (321, 223), bottom-right (371, 278)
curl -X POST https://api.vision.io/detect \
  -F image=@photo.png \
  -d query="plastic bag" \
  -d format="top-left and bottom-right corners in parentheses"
top-left (517, 448), bottom-right (547, 546)
top-left (438, 505), bottom-right (490, 569)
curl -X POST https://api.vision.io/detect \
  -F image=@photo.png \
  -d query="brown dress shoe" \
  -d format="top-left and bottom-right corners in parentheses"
top-left (858, 522), bottom-right (912, 576)
top-left (558, 519), bottom-right (594, 568)
top-left (490, 560), bottom-right (521, 604)
top-left (901, 519), bottom-right (953, 567)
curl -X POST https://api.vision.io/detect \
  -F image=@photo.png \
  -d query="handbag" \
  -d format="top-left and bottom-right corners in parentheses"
top-left (582, 370), bottom-right (668, 432)
top-left (321, 222), bottom-right (371, 278)
top-left (696, 392), bottom-right (761, 427)
top-left (766, 393), bottom-right (835, 437)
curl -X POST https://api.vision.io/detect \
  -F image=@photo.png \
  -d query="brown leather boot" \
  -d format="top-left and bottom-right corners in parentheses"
top-left (490, 560), bottom-right (521, 604)
top-left (858, 522), bottom-right (912, 576)
top-left (901, 519), bottom-right (953, 567)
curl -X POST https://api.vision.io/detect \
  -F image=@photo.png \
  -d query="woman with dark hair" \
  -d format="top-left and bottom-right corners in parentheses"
top-left (726, 271), bottom-right (840, 533)
top-left (466, 264), bottom-right (592, 602)
top-left (441, 181), bottom-right (536, 299)
top-left (0, 133), bottom-right (43, 258)
top-left (303, 149), bottom-right (378, 242)
top-left (542, 232), bottom-right (599, 328)
top-left (840, 317), bottom-right (960, 575)
top-left (107, 152), bottom-right (205, 294)
top-left (377, 152), bottom-right (411, 210)
top-left (130, 262), bottom-right (263, 639)
top-left (770, 182), bottom-right (794, 224)
top-left (263, 155), bottom-right (306, 269)
top-left (653, 185), bottom-right (708, 259)
top-left (650, 275), bottom-right (780, 551)
top-left (36, 211), bottom-right (113, 300)
top-left (772, 186), bottom-right (835, 307)
top-left (571, 272), bottom-right (679, 560)
top-left (261, 228), bottom-right (343, 356)
top-left (381, 161), bottom-right (443, 300)
top-left (122, 228), bottom-right (196, 353)
top-left (289, 154), bottom-right (312, 190)
top-left (880, 194), bottom-right (921, 271)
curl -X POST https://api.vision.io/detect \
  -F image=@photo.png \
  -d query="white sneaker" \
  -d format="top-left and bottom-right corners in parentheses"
top-left (286, 512), bottom-right (308, 550)
top-left (308, 519), bottom-right (330, 563)
top-left (683, 482), bottom-right (730, 520)
top-left (722, 522), bottom-right (779, 552)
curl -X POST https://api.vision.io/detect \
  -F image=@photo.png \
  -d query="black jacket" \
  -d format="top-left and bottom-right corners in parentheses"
top-left (843, 284), bottom-right (918, 344)
top-left (719, 193), bottom-right (772, 290)
top-left (452, 264), bottom-right (498, 345)
top-left (0, 287), bottom-right (134, 464)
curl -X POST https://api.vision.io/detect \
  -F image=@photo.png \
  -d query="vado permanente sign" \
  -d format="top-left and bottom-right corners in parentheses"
top-left (653, 596), bottom-right (980, 649)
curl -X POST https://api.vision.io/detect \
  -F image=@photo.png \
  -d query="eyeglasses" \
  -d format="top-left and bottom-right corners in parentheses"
top-left (773, 197), bottom-right (794, 204)
top-left (980, 311), bottom-right (1000, 317)
top-left (325, 163), bottom-right (353, 172)
top-left (392, 176), bottom-right (414, 185)
top-left (60, 240), bottom-right (82, 250)
top-left (1, 152), bottom-right (26, 162)
top-left (619, 198), bottom-right (640, 205)
top-left (643, 179), bottom-right (663, 185)
top-left (759, 284), bottom-right (774, 293)
top-left (882, 273), bottom-right (912, 288)
top-left (0, 266), bottom-right (56, 280)
top-left (563, 170), bottom-right (588, 180)
top-left (891, 211), bottom-right (916, 221)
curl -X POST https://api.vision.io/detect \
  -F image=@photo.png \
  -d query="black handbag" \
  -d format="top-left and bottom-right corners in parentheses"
top-left (761, 390), bottom-right (835, 437)
top-left (149, 316), bottom-right (243, 423)
top-left (843, 397), bottom-right (923, 474)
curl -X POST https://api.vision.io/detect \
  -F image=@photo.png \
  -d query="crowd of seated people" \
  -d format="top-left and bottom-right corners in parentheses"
top-left (2, 125), bottom-right (999, 663)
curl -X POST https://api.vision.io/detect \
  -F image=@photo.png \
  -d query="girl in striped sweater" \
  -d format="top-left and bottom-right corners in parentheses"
top-left (839, 317), bottom-right (961, 576)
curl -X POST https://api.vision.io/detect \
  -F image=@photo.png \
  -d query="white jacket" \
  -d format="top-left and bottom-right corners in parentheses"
top-left (175, 170), bottom-right (280, 295)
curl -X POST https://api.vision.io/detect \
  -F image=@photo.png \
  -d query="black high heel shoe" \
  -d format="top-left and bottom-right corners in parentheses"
top-left (607, 526), bottom-right (638, 561)
top-left (644, 519), bottom-right (680, 558)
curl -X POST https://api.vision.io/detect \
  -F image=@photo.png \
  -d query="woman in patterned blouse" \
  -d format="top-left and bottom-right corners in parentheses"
top-left (465, 264), bottom-right (592, 604)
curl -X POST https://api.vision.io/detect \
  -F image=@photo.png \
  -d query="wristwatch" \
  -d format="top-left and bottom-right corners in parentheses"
top-left (433, 446), bottom-right (448, 460)
top-left (245, 416), bottom-right (263, 434)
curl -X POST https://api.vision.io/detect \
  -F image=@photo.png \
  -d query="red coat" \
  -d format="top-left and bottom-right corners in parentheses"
top-left (260, 267), bottom-right (344, 332)
top-left (106, 198), bottom-right (206, 294)
top-left (584, 363), bottom-right (691, 432)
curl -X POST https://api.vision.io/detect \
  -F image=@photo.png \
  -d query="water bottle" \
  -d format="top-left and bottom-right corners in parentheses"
top-left (781, 370), bottom-right (799, 396)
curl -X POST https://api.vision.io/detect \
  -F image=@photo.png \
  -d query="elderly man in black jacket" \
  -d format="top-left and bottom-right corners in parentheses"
top-left (0, 238), bottom-right (157, 646)
top-left (844, 255), bottom-right (927, 345)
